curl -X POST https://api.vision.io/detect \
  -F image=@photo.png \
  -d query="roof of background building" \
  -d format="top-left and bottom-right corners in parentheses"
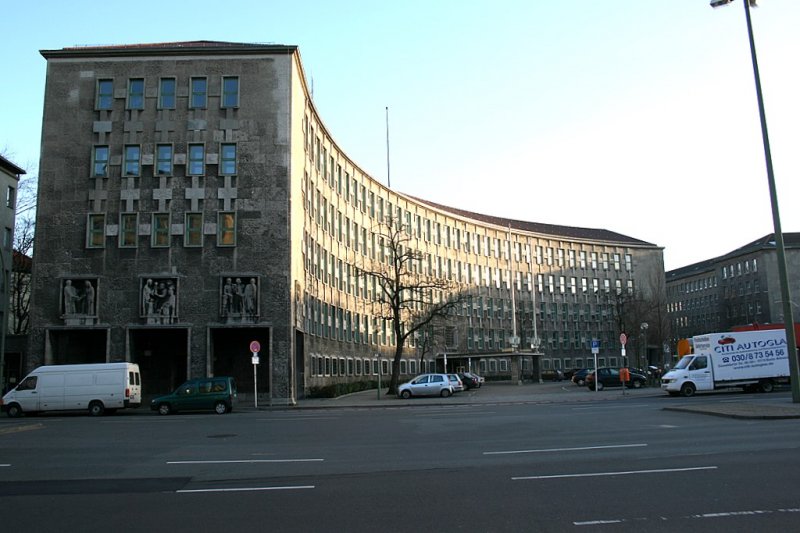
top-left (409, 196), bottom-right (657, 247)
top-left (666, 232), bottom-right (800, 280)
top-left (0, 155), bottom-right (26, 177)
top-left (41, 40), bottom-right (296, 58)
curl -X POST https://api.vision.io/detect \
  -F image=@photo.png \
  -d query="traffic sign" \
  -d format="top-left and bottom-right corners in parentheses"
top-left (249, 340), bottom-right (261, 353)
top-left (620, 333), bottom-right (627, 346)
top-left (591, 339), bottom-right (600, 354)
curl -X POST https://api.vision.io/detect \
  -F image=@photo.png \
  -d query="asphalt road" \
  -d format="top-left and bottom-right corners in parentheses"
top-left (1, 392), bottom-right (799, 532)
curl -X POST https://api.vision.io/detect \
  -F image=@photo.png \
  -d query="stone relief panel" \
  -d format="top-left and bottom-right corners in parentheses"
top-left (141, 277), bottom-right (179, 324)
top-left (61, 278), bottom-right (98, 325)
top-left (221, 276), bottom-right (259, 324)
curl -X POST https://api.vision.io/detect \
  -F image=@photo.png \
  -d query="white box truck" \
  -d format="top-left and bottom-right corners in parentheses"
top-left (1, 363), bottom-right (142, 417)
top-left (661, 330), bottom-right (790, 397)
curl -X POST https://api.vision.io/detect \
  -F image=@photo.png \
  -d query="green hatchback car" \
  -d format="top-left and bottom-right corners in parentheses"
top-left (150, 377), bottom-right (238, 415)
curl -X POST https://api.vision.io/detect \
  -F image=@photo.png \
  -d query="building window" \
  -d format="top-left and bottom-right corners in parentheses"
top-left (119, 213), bottom-right (138, 248)
top-left (190, 77), bottom-right (207, 109)
top-left (124, 145), bottom-right (140, 176)
top-left (127, 78), bottom-right (144, 110)
top-left (96, 79), bottom-right (113, 110)
top-left (188, 144), bottom-right (204, 175)
top-left (221, 76), bottom-right (239, 108)
top-left (87, 214), bottom-right (105, 248)
top-left (220, 143), bottom-right (237, 175)
top-left (156, 144), bottom-right (173, 175)
top-left (92, 146), bottom-right (109, 177)
top-left (217, 212), bottom-right (236, 246)
top-left (152, 213), bottom-right (170, 247)
top-left (158, 77), bottom-right (176, 109)
top-left (185, 213), bottom-right (203, 247)
top-left (6, 186), bottom-right (15, 209)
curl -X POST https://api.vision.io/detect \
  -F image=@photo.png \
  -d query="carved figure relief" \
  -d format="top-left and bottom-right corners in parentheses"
top-left (61, 278), bottom-right (98, 324)
top-left (222, 276), bottom-right (258, 323)
top-left (141, 277), bottom-right (179, 324)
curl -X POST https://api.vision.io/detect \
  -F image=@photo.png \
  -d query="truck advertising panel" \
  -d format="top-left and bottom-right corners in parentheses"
top-left (692, 330), bottom-right (789, 382)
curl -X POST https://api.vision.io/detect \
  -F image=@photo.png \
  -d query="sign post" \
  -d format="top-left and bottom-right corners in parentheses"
top-left (250, 340), bottom-right (261, 409)
top-left (620, 333), bottom-right (628, 395)
top-left (591, 339), bottom-right (600, 393)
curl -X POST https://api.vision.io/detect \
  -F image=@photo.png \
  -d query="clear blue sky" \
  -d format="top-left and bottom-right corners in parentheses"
top-left (3, 0), bottom-right (799, 271)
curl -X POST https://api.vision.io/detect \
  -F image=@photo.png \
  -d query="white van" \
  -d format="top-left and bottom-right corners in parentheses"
top-left (1, 363), bottom-right (142, 417)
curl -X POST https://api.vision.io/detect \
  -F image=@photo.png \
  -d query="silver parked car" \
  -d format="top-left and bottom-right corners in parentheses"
top-left (398, 373), bottom-right (454, 399)
top-left (447, 373), bottom-right (465, 392)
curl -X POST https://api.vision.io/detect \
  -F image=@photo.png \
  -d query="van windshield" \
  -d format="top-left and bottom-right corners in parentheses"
top-left (674, 357), bottom-right (693, 370)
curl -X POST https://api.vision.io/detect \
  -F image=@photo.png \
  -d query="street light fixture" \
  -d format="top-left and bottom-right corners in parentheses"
top-left (711, 0), bottom-right (800, 402)
top-left (640, 322), bottom-right (649, 370)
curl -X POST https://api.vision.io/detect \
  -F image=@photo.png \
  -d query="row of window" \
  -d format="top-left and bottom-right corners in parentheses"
top-left (722, 258), bottom-right (758, 279)
top-left (96, 76), bottom-right (239, 111)
top-left (86, 212), bottom-right (235, 249)
top-left (93, 143), bottom-right (237, 177)
top-left (309, 355), bottom-right (436, 379)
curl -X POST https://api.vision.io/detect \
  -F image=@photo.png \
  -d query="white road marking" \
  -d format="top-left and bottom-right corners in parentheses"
top-left (257, 416), bottom-right (340, 421)
top-left (513, 465), bottom-right (717, 480)
top-left (167, 459), bottom-right (324, 464)
top-left (484, 443), bottom-right (646, 455)
top-left (574, 519), bottom-right (623, 525)
top-left (177, 485), bottom-right (315, 493)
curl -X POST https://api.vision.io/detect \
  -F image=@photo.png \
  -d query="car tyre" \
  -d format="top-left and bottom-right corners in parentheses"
top-left (440, 388), bottom-right (452, 398)
top-left (680, 383), bottom-right (696, 397)
top-left (400, 390), bottom-right (412, 399)
top-left (157, 403), bottom-right (172, 415)
top-left (6, 403), bottom-right (22, 418)
top-left (214, 401), bottom-right (228, 414)
top-left (596, 381), bottom-right (604, 391)
top-left (576, 379), bottom-right (585, 387)
top-left (88, 401), bottom-right (105, 417)
top-left (632, 380), bottom-right (643, 389)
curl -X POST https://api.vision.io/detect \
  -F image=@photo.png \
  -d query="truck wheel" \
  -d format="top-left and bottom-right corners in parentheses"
top-left (6, 403), bottom-right (22, 418)
top-left (759, 380), bottom-right (775, 393)
top-left (88, 401), bottom-right (105, 416)
top-left (680, 383), bottom-right (696, 397)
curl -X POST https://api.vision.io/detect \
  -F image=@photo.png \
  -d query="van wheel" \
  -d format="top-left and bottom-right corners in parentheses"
top-left (6, 403), bottom-right (22, 418)
top-left (440, 388), bottom-right (452, 398)
top-left (88, 401), bottom-right (105, 417)
top-left (157, 403), bottom-right (171, 416)
top-left (680, 383), bottom-right (696, 397)
top-left (214, 401), bottom-right (228, 415)
top-left (759, 380), bottom-right (775, 393)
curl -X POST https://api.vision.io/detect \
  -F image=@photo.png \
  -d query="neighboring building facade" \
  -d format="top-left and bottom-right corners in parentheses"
top-left (666, 233), bottom-right (800, 348)
top-left (0, 155), bottom-right (22, 393)
top-left (30, 41), bottom-right (665, 404)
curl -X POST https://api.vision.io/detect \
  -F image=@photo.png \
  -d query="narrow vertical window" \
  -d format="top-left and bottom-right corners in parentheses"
top-left (120, 213), bottom-right (138, 248)
top-left (159, 77), bottom-right (176, 109)
top-left (124, 145), bottom-right (140, 176)
top-left (185, 213), bottom-right (203, 247)
top-left (156, 144), bottom-right (173, 175)
top-left (96, 79), bottom-right (113, 110)
top-left (127, 78), bottom-right (144, 109)
top-left (93, 146), bottom-right (109, 177)
top-left (188, 144), bottom-right (204, 175)
top-left (217, 212), bottom-right (236, 246)
top-left (6, 186), bottom-right (15, 209)
top-left (87, 214), bottom-right (105, 248)
top-left (3, 227), bottom-right (12, 250)
top-left (152, 213), bottom-right (170, 247)
top-left (220, 143), bottom-right (236, 175)
top-left (190, 77), bottom-right (207, 109)
top-left (221, 76), bottom-right (239, 108)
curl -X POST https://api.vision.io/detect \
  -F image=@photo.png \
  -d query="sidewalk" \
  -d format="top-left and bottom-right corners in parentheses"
top-left (268, 381), bottom-right (800, 419)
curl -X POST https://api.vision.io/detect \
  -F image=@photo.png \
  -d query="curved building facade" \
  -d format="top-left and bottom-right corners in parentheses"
top-left (29, 41), bottom-right (664, 404)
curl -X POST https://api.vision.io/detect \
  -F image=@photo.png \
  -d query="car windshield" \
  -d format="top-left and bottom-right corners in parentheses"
top-left (674, 357), bottom-right (692, 370)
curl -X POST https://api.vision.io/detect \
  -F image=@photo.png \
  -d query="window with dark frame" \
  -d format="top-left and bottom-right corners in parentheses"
top-left (127, 78), bottom-right (144, 110)
top-left (87, 214), bottom-right (105, 248)
top-left (217, 212), bottom-right (236, 246)
top-left (190, 77), bottom-right (207, 109)
top-left (96, 79), bottom-right (113, 110)
top-left (185, 212), bottom-right (203, 247)
top-left (188, 144), bottom-right (204, 175)
top-left (124, 145), bottom-right (140, 176)
top-left (152, 213), bottom-right (170, 247)
top-left (156, 144), bottom-right (173, 175)
top-left (120, 213), bottom-right (138, 248)
top-left (159, 77), bottom-right (176, 109)
top-left (221, 76), bottom-right (239, 108)
top-left (93, 146), bottom-right (109, 177)
top-left (220, 143), bottom-right (236, 175)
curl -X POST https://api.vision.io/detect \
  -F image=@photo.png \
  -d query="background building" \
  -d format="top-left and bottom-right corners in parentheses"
top-left (29, 41), bottom-right (665, 403)
top-left (666, 233), bottom-right (800, 352)
top-left (0, 155), bottom-right (22, 393)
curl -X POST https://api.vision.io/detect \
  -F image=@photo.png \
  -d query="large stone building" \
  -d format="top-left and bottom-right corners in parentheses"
top-left (666, 233), bottom-right (800, 345)
top-left (30, 41), bottom-right (665, 403)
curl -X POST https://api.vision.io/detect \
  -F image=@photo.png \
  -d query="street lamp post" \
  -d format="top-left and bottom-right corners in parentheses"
top-left (639, 322), bottom-right (649, 371)
top-left (712, 0), bottom-right (800, 402)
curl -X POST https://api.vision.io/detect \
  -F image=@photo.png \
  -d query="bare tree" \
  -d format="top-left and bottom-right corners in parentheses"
top-left (358, 215), bottom-right (465, 395)
top-left (10, 218), bottom-right (34, 334)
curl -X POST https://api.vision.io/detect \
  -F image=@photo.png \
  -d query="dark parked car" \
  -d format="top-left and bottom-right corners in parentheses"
top-left (586, 368), bottom-right (647, 391)
top-left (571, 368), bottom-right (594, 387)
top-left (540, 369), bottom-right (565, 382)
top-left (458, 372), bottom-right (480, 390)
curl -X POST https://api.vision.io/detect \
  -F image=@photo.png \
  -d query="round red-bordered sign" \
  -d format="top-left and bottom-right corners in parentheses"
top-left (619, 333), bottom-right (627, 346)
top-left (249, 340), bottom-right (261, 353)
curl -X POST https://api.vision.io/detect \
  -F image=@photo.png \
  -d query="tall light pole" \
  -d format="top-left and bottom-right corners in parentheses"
top-left (711, 0), bottom-right (800, 402)
top-left (639, 322), bottom-right (649, 370)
